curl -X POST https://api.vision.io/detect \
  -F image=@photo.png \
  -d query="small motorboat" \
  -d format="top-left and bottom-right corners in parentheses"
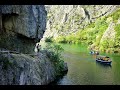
top-left (96, 59), bottom-right (112, 65)
top-left (96, 55), bottom-right (112, 65)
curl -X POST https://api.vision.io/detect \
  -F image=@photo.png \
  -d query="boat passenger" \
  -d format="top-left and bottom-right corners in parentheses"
top-left (106, 56), bottom-right (110, 61)
top-left (95, 51), bottom-right (99, 55)
top-left (100, 57), bottom-right (103, 60)
top-left (90, 48), bottom-right (95, 55)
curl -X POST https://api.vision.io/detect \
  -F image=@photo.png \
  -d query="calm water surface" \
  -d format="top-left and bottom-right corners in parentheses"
top-left (54, 43), bottom-right (120, 85)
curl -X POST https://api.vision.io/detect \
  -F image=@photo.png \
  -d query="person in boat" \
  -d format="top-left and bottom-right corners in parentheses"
top-left (105, 56), bottom-right (110, 61)
top-left (90, 48), bottom-right (96, 54)
top-left (97, 55), bottom-right (104, 60)
top-left (96, 55), bottom-right (111, 61)
top-left (95, 51), bottom-right (99, 55)
top-left (100, 57), bottom-right (103, 60)
top-left (91, 51), bottom-right (95, 54)
top-left (101, 56), bottom-right (110, 61)
top-left (90, 48), bottom-right (93, 54)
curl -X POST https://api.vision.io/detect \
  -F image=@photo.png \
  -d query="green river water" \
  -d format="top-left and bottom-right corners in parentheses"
top-left (53, 43), bottom-right (120, 85)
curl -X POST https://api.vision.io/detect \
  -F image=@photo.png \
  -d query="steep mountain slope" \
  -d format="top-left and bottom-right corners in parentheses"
top-left (44, 5), bottom-right (120, 53)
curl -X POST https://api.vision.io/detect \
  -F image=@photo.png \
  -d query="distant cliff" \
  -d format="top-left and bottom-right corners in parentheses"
top-left (44, 5), bottom-right (120, 53)
top-left (44, 5), bottom-right (118, 38)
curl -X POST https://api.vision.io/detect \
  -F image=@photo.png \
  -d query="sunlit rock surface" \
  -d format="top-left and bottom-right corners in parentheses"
top-left (44, 5), bottom-right (119, 39)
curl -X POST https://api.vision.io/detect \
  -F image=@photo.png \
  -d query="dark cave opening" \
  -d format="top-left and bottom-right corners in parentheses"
top-left (1, 13), bottom-right (18, 33)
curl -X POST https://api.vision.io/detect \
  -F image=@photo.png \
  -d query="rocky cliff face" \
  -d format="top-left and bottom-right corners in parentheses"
top-left (44, 5), bottom-right (119, 39)
top-left (44, 5), bottom-right (120, 53)
top-left (0, 50), bottom-right (67, 85)
top-left (0, 5), bottom-right (68, 85)
top-left (0, 5), bottom-right (47, 54)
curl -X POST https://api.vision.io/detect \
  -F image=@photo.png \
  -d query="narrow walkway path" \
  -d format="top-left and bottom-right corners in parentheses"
top-left (0, 50), bottom-right (38, 57)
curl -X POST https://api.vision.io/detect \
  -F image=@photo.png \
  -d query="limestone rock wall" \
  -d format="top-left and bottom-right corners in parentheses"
top-left (44, 5), bottom-right (119, 39)
top-left (0, 5), bottom-right (47, 54)
top-left (0, 51), bottom-right (59, 85)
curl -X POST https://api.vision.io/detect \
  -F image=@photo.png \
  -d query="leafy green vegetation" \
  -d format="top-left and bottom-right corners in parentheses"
top-left (109, 8), bottom-right (120, 22)
top-left (45, 37), bottom-right (53, 42)
top-left (47, 7), bottom-right (120, 54)
top-left (54, 16), bottom-right (108, 47)
top-left (54, 36), bottom-right (67, 43)
top-left (43, 43), bottom-right (66, 76)
top-left (114, 24), bottom-right (120, 53)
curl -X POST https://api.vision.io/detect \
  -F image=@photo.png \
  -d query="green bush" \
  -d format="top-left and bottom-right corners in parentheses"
top-left (45, 37), bottom-right (53, 42)
top-left (114, 24), bottom-right (120, 34)
top-left (99, 46), bottom-right (105, 52)
top-left (43, 43), bottom-right (65, 76)
top-left (44, 43), bottom-right (64, 62)
top-left (86, 23), bottom-right (95, 28)
top-left (114, 24), bottom-right (120, 49)
top-left (100, 40), bottom-right (109, 49)
top-left (55, 36), bottom-right (67, 43)
top-left (110, 8), bottom-right (120, 22)
top-left (108, 39), bottom-right (115, 48)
